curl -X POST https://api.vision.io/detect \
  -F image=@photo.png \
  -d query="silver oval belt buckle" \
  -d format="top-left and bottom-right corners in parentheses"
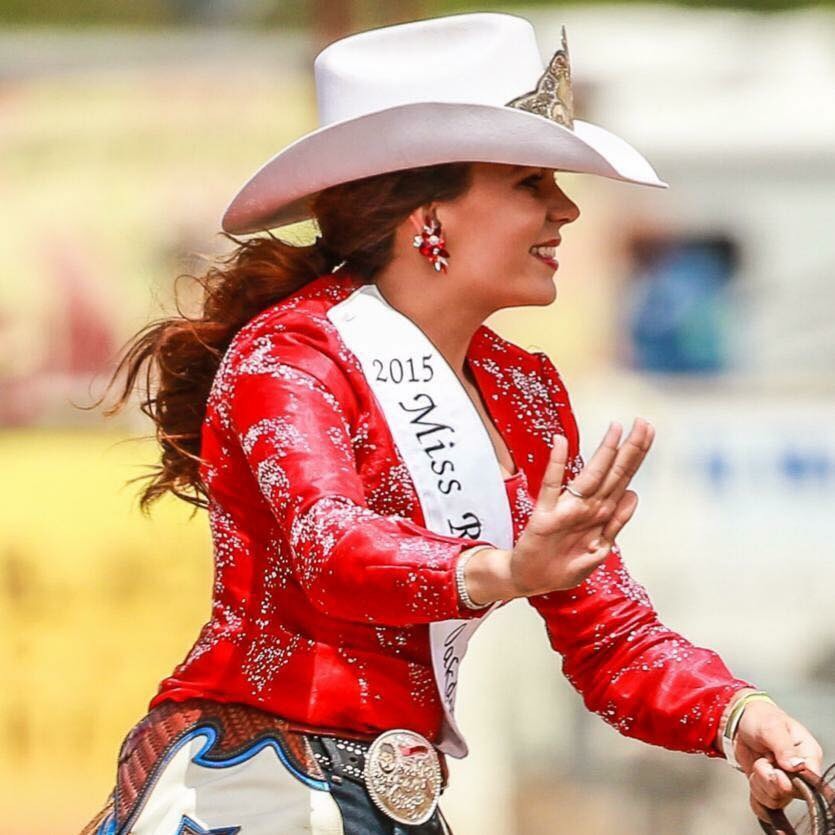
top-left (363, 728), bottom-right (442, 826)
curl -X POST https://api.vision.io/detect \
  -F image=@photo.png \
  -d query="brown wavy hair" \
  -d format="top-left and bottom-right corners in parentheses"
top-left (95, 162), bottom-right (473, 516)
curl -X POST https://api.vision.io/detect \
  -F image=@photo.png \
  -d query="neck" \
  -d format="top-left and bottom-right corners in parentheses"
top-left (368, 269), bottom-right (489, 381)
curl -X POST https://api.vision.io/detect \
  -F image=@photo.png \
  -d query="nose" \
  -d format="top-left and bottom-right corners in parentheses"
top-left (547, 182), bottom-right (581, 225)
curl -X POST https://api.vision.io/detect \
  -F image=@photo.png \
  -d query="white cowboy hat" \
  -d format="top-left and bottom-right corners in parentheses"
top-left (221, 12), bottom-right (668, 235)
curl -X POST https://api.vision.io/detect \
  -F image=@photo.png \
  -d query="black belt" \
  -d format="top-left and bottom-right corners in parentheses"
top-left (307, 733), bottom-right (370, 786)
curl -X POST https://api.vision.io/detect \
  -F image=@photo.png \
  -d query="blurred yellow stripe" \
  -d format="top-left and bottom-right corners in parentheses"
top-left (1, 429), bottom-right (212, 833)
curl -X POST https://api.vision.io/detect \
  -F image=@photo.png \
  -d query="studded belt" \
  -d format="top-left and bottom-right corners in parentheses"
top-left (308, 734), bottom-right (370, 784)
top-left (306, 729), bottom-right (447, 826)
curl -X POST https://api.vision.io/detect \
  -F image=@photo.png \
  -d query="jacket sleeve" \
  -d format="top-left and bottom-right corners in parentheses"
top-left (226, 324), bottom-right (496, 627)
top-left (525, 351), bottom-right (756, 757)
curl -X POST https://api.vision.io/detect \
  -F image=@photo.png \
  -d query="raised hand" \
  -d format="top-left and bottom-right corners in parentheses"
top-left (508, 418), bottom-right (655, 597)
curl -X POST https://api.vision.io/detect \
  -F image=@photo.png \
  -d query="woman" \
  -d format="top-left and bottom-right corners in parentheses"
top-left (83, 12), bottom-right (823, 835)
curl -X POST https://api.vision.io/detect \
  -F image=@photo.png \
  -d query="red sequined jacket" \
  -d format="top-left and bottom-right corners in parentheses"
top-left (151, 270), bottom-right (754, 758)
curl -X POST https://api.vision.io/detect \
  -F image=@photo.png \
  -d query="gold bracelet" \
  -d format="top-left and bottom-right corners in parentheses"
top-left (455, 546), bottom-right (493, 611)
top-left (721, 690), bottom-right (776, 770)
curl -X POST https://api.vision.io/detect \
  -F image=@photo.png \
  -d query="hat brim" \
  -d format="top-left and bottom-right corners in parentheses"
top-left (221, 101), bottom-right (668, 235)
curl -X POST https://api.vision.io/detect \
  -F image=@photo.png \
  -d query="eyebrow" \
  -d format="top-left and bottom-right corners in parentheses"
top-left (509, 164), bottom-right (544, 175)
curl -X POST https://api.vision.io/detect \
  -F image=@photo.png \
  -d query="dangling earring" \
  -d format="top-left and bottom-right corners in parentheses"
top-left (411, 213), bottom-right (450, 273)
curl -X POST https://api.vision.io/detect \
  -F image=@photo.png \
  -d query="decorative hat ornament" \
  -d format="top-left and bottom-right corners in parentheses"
top-left (222, 13), bottom-right (667, 235)
top-left (506, 25), bottom-right (574, 129)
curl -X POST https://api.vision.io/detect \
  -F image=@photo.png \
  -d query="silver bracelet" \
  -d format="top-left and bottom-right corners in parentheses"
top-left (720, 690), bottom-right (775, 770)
top-left (455, 545), bottom-right (494, 611)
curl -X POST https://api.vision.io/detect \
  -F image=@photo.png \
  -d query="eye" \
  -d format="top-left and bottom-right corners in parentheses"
top-left (520, 173), bottom-right (545, 192)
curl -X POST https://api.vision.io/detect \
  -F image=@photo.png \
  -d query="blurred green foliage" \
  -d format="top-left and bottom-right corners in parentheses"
top-left (0, 0), bottom-right (830, 27)
top-left (439, 0), bottom-right (831, 9)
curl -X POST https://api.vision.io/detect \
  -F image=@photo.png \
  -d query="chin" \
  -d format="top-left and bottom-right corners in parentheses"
top-left (533, 284), bottom-right (557, 307)
top-left (527, 272), bottom-right (558, 305)
top-left (507, 284), bottom-right (556, 309)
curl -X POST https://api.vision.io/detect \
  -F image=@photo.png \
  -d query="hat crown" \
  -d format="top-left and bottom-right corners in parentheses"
top-left (314, 13), bottom-right (545, 126)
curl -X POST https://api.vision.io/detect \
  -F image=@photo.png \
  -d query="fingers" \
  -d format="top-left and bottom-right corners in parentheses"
top-left (749, 708), bottom-right (822, 777)
top-left (776, 719), bottom-right (824, 776)
top-left (597, 419), bottom-right (654, 502)
top-left (560, 418), bottom-right (653, 507)
top-left (600, 490), bottom-right (639, 544)
top-left (566, 536), bottom-right (616, 583)
top-left (536, 420), bottom-right (651, 539)
top-left (567, 491), bottom-right (640, 582)
top-left (749, 757), bottom-right (795, 811)
top-left (536, 433), bottom-right (569, 510)
top-left (557, 421), bottom-right (622, 501)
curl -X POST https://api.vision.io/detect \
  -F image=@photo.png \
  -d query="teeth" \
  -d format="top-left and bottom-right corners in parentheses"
top-left (529, 246), bottom-right (557, 259)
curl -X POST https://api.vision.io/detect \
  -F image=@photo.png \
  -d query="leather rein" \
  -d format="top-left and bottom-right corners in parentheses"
top-left (758, 765), bottom-right (835, 835)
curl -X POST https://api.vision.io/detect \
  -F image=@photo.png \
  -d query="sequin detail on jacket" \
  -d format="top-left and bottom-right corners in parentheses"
top-left (151, 270), bottom-right (753, 757)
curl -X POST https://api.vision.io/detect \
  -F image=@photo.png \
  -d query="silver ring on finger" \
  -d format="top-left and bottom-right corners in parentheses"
top-left (561, 482), bottom-right (588, 499)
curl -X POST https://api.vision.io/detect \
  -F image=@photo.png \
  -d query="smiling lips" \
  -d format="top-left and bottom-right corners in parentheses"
top-left (529, 237), bottom-right (561, 267)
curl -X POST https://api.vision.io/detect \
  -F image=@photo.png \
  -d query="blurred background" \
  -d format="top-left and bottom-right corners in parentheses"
top-left (2, 1), bottom-right (833, 833)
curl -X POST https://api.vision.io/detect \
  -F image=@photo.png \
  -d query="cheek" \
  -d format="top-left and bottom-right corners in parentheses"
top-left (496, 218), bottom-right (542, 270)
top-left (447, 196), bottom-right (541, 278)
top-left (451, 210), bottom-right (501, 266)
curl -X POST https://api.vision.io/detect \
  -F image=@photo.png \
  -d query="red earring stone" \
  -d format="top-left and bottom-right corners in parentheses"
top-left (412, 215), bottom-right (450, 273)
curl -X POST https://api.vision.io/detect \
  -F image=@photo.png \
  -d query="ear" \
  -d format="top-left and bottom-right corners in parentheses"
top-left (408, 205), bottom-right (436, 234)
top-left (408, 209), bottom-right (424, 234)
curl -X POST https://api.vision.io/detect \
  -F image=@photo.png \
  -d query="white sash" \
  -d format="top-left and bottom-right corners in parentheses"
top-left (326, 283), bottom-right (514, 758)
